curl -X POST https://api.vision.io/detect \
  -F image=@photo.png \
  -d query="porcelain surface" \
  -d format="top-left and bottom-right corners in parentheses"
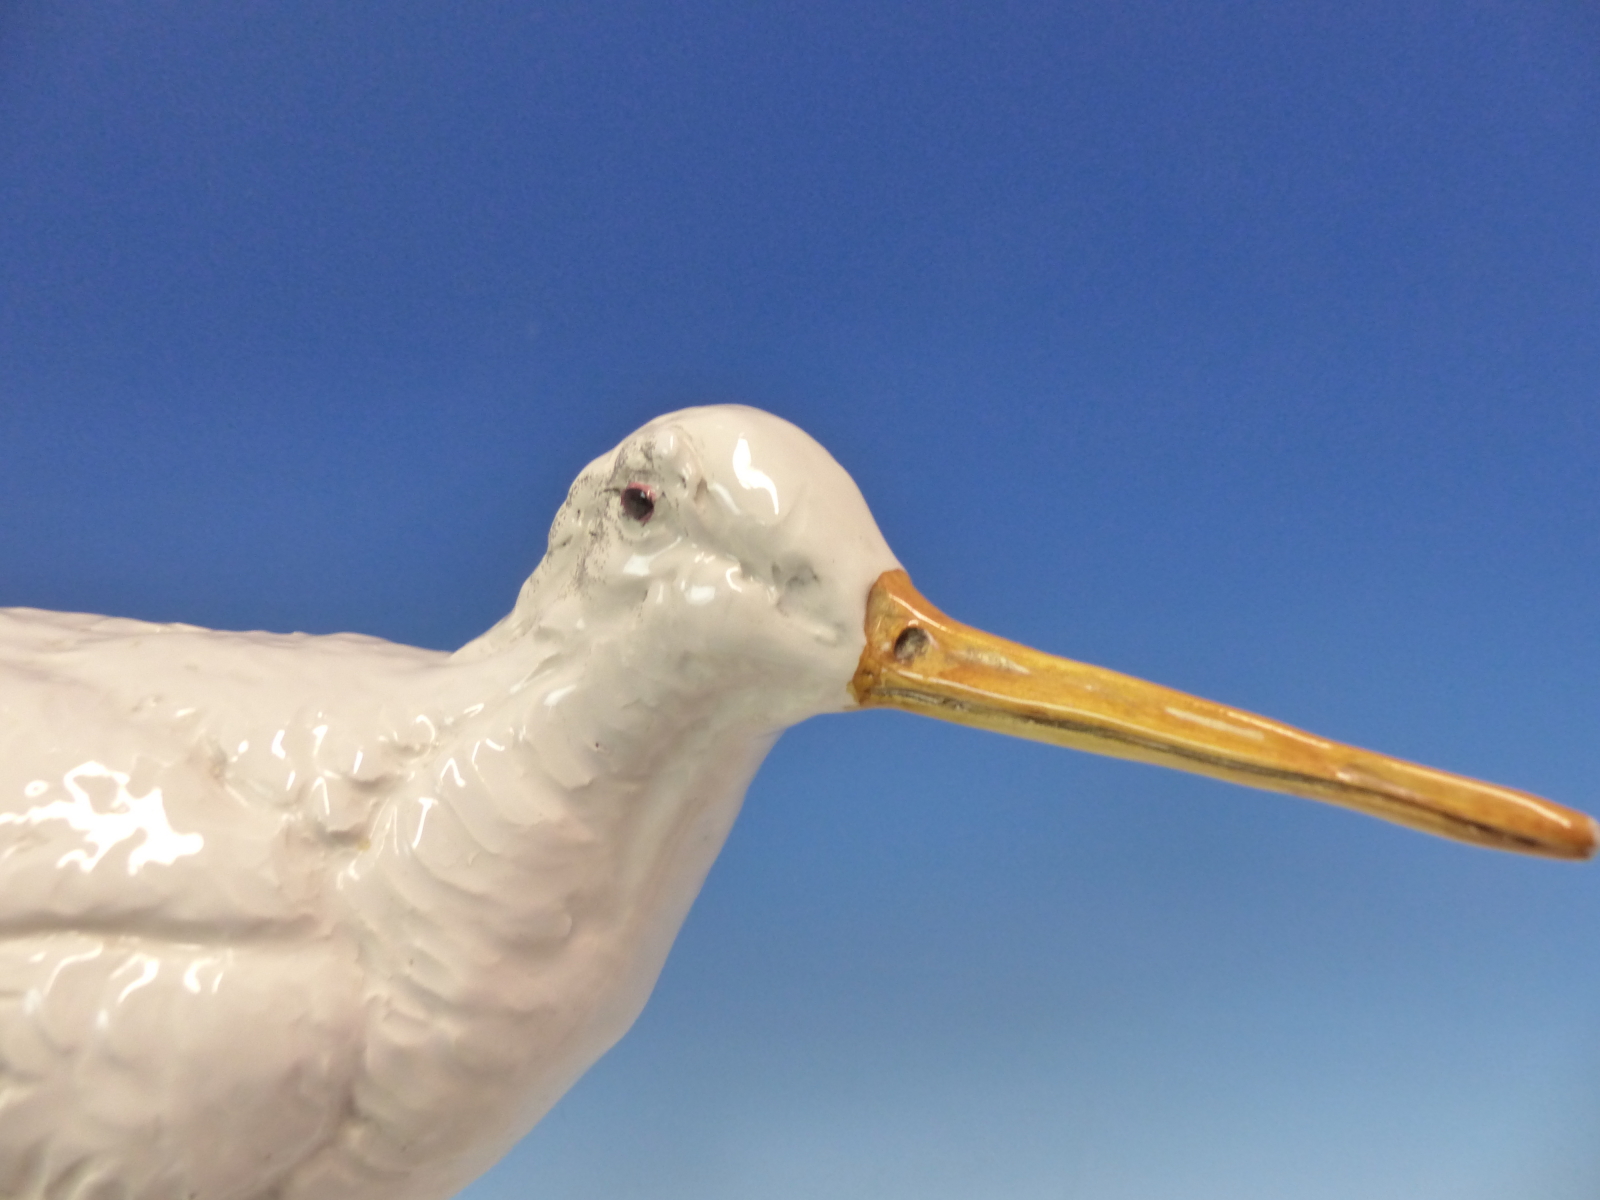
top-left (1, 404), bottom-right (1591, 1200)
top-left (0, 406), bottom-right (898, 1200)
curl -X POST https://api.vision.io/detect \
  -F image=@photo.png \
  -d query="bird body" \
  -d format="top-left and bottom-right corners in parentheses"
top-left (0, 407), bottom-right (897, 1198)
top-left (0, 406), bottom-right (1590, 1199)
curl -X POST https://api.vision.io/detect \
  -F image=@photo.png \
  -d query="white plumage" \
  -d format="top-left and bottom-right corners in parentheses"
top-left (0, 406), bottom-right (897, 1199)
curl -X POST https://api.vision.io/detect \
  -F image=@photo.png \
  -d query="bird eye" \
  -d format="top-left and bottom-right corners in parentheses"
top-left (620, 484), bottom-right (656, 523)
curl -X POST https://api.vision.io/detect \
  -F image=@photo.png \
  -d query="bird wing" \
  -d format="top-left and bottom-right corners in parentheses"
top-left (0, 606), bottom-right (446, 937)
top-left (4, 612), bottom-right (331, 937)
top-left (0, 607), bottom-right (443, 1198)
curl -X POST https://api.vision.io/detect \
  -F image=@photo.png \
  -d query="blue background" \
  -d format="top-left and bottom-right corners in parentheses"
top-left (2, 3), bottom-right (1597, 1196)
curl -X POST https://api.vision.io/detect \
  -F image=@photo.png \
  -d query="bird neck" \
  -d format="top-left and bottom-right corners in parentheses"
top-left (337, 611), bottom-right (784, 1158)
top-left (375, 593), bottom-right (795, 969)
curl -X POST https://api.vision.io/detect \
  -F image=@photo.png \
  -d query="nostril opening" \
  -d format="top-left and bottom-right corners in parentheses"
top-left (893, 626), bottom-right (930, 663)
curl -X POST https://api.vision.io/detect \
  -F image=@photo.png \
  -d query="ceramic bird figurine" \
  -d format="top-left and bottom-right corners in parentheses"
top-left (0, 406), bottom-right (1591, 1200)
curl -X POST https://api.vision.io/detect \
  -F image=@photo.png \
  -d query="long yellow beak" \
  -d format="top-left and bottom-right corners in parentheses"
top-left (850, 570), bottom-right (1597, 860)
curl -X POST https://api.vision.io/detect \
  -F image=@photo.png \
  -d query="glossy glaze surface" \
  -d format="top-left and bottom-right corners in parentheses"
top-left (1, 405), bottom-right (1590, 1200)
top-left (0, 406), bottom-right (898, 1200)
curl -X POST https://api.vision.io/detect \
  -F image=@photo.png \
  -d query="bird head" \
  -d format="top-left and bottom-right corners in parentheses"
top-left (470, 405), bottom-right (897, 730)
top-left (472, 404), bottom-right (1596, 860)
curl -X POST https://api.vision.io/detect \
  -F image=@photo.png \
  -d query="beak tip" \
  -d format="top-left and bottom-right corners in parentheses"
top-left (1576, 813), bottom-right (1600, 861)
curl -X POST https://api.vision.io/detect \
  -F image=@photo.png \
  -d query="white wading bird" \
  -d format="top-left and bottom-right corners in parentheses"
top-left (0, 405), bottom-right (1593, 1199)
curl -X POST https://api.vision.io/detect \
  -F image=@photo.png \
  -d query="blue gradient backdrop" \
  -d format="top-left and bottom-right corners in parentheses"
top-left (2, 4), bottom-right (1598, 1197)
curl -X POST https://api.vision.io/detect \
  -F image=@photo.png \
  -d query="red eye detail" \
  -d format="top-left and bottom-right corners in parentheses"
top-left (621, 484), bottom-right (656, 523)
